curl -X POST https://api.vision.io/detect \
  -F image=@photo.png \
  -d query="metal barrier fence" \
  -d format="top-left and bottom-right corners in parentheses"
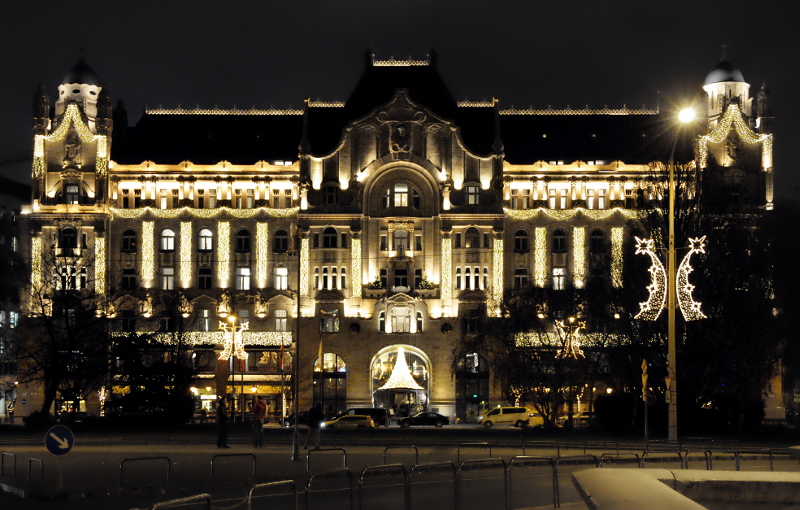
top-left (307, 447), bottom-right (347, 472)
top-left (248, 480), bottom-right (297, 510)
top-left (383, 445), bottom-right (419, 466)
top-left (120, 456), bottom-right (172, 487)
top-left (28, 457), bottom-right (43, 482)
top-left (1, 451), bottom-right (15, 476)
top-left (210, 453), bottom-right (256, 479)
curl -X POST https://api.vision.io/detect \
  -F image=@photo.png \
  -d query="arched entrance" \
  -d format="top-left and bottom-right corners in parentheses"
top-left (371, 345), bottom-right (430, 418)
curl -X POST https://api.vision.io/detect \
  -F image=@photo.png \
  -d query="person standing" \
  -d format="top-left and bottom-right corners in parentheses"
top-left (251, 396), bottom-right (266, 448)
top-left (304, 403), bottom-right (323, 449)
top-left (216, 396), bottom-right (230, 448)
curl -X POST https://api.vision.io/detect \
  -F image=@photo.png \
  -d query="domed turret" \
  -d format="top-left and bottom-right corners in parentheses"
top-left (55, 58), bottom-right (103, 126)
top-left (702, 58), bottom-right (752, 128)
top-left (704, 60), bottom-right (745, 85)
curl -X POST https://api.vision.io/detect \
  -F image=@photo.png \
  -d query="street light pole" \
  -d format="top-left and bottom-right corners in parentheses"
top-left (291, 234), bottom-right (301, 461)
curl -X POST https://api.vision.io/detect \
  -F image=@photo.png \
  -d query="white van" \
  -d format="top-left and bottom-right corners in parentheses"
top-left (477, 407), bottom-right (530, 428)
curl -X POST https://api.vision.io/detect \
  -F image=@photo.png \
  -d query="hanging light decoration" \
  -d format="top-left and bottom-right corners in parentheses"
top-left (554, 316), bottom-right (585, 359)
top-left (377, 348), bottom-right (424, 391)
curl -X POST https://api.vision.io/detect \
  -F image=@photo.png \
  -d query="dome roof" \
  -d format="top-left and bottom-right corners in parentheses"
top-left (61, 58), bottom-right (101, 86)
top-left (704, 60), bottom-right (745, 85)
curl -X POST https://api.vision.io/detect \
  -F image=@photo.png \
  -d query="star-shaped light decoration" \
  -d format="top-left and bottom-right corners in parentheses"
top-left (677, 236), bottom-right (707, 321)
top-left (218, 321), bottom-right (249, 360)
top-left (633, 237), bottom-right (667, 321)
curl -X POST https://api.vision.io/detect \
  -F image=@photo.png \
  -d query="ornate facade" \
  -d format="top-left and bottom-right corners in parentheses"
top-left (17, 54), bottom-right (774, 421)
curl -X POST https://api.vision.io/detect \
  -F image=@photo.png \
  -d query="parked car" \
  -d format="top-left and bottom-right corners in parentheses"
top-left (477, 407), bottom-right (530, 428)
top-left (399, 412), bottom-right (450, 428)
top-left (558, 411), bottom-right (595, 427)
top-left (336, 407), bottom-right (388, 426)
top-left (528, 411), bottom-right (545, 427)
top-left (283, 411), bottom-right (310, 427)
top-left (321, 415), bottom-right (375, 429)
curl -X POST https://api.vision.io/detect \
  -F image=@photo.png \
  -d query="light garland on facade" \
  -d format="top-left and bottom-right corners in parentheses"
top-left (677, 236), bottom-right (707, 321)
top-left (611, 227), bottom-right (624, 288)
top-left (441, 237), bottom-right (452, 301)
top-left (146, 107), bottom-right (303, 116)
top-left (633, 237), bottom-right (667, 321)
top-left (300, 237), bottom-right (309, 299)
top-left (180, 222), bottom-right (192, 287)
top-left (142, 221), bottom-right (155, 285)
top-left (219, 321), bottom-right (248, 360)
top-left (351, 237), bottom-right (362, 298)
top-left (376, 347), bottom-right (425, 390)
top-left (110, 331), bottom-right (292, 347)
top-left (95, 237), bottom-right (106, 296)
top-left (110, 206), bottom-right (299, 220)
top-left (32, 104), bottom-right (108, 177)
top-left (30, 236), bottom-right (42, 308)
top-left (217, 222), bottom-right (230, 287)
top-left (515, 331), bottom-right (617, 348)
top-left (573, 227), bottom-right (586, 288)
top-left (499, 105), bottom-right (658, 116)
top-left (504, 207), bottom-right (638, 222)
top-left (492, 237), bottom-right (503, 316)
top-left (256, 223), bottom-right (269, 288)
top-left (534, 227), bottom-right (547, 287)
top-left (371, 55), bottom-right (430, 67)
top-left (697, 103), bottom-right (773, 170)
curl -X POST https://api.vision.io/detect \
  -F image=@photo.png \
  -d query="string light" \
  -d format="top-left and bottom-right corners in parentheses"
top-left (504, 207), bottom-right (638, 222)
top-left (441, 237), bottom-right (452, 301)
top-left (633, 237), bottom-right (667, 321)
top-left (256, 223), bottom-right (269, 287)
top-left (30, 236), bottom-right (43, 311)
top-left (95, 237), bottom-right (106, 296)
top-left (32, 104), bottom-right (109, 177)
top-left (677, 236), bottom-right (707, 321)
top-left (217, 222), bottom-right (230, 287)
top-left (180, 222), bottom-right (192, 287)
top-left (300, 237), bottom-right (309, 300)
top-left (351, 237), bottom-right (362, 298)
top-left (573, 227), bottom-right (585, 288)
top-left (376, 347), bottom-right (425, 390)
top-left (611, 227), bottom-right (624, 288)
top-left (110, 206), bottom-right (299, 220)
top-left (515, 331), bottom-right (621, 348)
top-left (697, 103), bottom-right (773, 171)
top-left (534, 227), bottom-right (547, 287)
top-left (141, 222), bottom-right (155, 285)
top-left (491, 237), bottom-right (503, 316)
top-left (219, 321), bottom-right (248, 360)
top-left (554, 317), bottom-right (586, 359)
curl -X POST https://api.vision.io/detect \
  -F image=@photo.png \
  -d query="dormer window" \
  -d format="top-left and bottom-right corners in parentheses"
top-left (64, 184), bottom-right (80, 205)
top-left (466, 186), bottom-right (480, 205)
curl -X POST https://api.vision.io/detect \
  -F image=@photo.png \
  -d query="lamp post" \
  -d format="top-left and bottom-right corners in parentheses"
top-left (291, 234), bottom-right (302, 461)
top-left (667, 107), bottom-right (696, 442)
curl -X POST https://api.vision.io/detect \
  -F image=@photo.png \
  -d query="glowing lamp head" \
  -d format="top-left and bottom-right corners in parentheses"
top-left (678, 108), bottom-right (696, 124)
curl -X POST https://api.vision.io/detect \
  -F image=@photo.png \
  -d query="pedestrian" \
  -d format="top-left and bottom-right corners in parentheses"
top-left (251, 396), bottom-right (266, 448)
top-left (216, 396), bottom-right (230, 448)
top-left (304, 403), bottom-right (324, 449)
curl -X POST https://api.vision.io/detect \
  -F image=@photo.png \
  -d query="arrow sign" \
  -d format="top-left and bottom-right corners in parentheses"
top-left (45, 425), bottom-right (74, 456)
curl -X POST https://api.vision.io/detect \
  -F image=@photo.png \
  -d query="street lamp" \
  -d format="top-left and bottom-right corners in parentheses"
top-left (291, 234), bottom-right (302, 461)
top-left (667, 107), bottom-right (696, 442)
top-left (219, 314), bottom-right (248, 423)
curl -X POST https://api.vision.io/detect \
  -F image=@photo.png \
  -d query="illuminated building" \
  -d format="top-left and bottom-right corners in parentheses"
top-left (17, 54), bottom-right (774, 421)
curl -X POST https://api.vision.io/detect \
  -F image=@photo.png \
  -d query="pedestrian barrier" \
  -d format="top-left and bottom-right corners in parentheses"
top-left (247, 480), bottom-right (297, 510)
top-left (409, 462), bottom-right (457, 510)
top-left (210, 453), bottom-right (256, 479)
top-left (684, 450), bottom-right (712, 470)
top-left (307, 467), bottom-right (353, 510)
top-left (307, 447), bottom-right (347, 472)
top-left (27, 457), bottom-right (43, 482)
top-left (642, 450), bottom-right (686, 469)
top-left (383, 445), bottom-right (419, 466)
top-left (1, 451), bottom-right (15, 476)
top-left (359, 464), bottom-right (407, 510)
top-left (457, 458), bottom-right (507, 510)
top-left (150, 493), bottom-right (212, 510)
top-left (706, 450), bottom-right (740, 471)
top-left (120, 457), bottom-right (172, 487)
top-left (599, 452), bottom-right (642, 468)
top-left (555, 455), bottom-right (599, 507)
top-left (457, 442), bottom-right (492, 463)
top-left (508, 456), bottom-right (557, 509)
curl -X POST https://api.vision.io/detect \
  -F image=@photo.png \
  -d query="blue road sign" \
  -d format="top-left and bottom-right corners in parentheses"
top-left (45, 425), bottom-right (74, 456)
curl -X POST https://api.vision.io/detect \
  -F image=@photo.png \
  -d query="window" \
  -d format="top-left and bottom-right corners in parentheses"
top-left (393, 230), bottom-right (408, 252)
top-left (416, 311), bottom-right (423, 332)
top-left (121, 189), bottom-right (131, 209)
top-left (412, 189), bottom-right (421, 208)
top-left (275, 309), bottom-right (288, 331)
top-left (380, 269), bottom-right (388, 289)
top-left (380, 235), bottom-right (388, 251)
top-left (393, 269), bottom-right (408, 289)
top-left (235, 229), bottom-right (251, 253)
top-left (465, 227), bottom-right (481, 248)
top-left (198, 228), bottom-right (213, 252)
top-left (160, 310), bottom-right (174, 332)
top-left (273, 189), bottom-right (293, 208)
top-left (414, 235), bottom-right (422, 251)
top-left (59, 228), bottom-right (78, 254)
top-left (340, 267), bottom-right (347, 289)
top-left (553, 267), bottom-right (566, 290)
top-left (466, 186), bottom-right (480, 205)
top-left (456, 267), bottom-right (462, 289)
top-left (54, 266), bottom-right (85, 290)
top-left (511, 188), bottom-right (531, 209)
top-left (320, 308), bottom-right (339, 333)
top-left (273, 229), bottom-right (289, 253)
top-left (590, 229), bottom-right (605, 254)
top-left (122, 229), bottom-right (137, 252)
top-left (236, 267), bottom-right (251, 290)
top-left (199, 267), bottom-right (212, 289)
top-left (134, 189), bottom-right (142, 208)
top-left (275, 266), bottom-right (288, 290)
top-left (379, 311), bottom-right (385, 332)
top-left (246, 189), bottom-right (255, 208)
top-left (234, 189), bottom-right (243, 209)
top-left (514, 230), bottom-right (529, 252)
top-left (391, 308), bottom-right (410, 333)
top-left (552, 229), bottom-right (567, 253)
top-left (514, 268), bottom-right (529, 288)
top-left (454, 233), bottom-right (462, 248)
top-left (196, 189), bottom-right (205, 208)
top-left (160, 229), bottom-right (175, 252)
top-left (414, 268), bottom-right (423, 288)
top-left (159, 189), bottom-right (168, 209)
top-left (65, 184), bottom-right (80, 204)
top-left (161, 267), bottom-right (175, 290)
top-left (341, 233), bottom-right (348, 249)
top-left (394, 183), bottom-right (409, 207)
top-left (598, 189), bottom-right (607, 209)
top-left (122, 268), bottom-right (136, 289)
top-left (171, 189), bottom-right (180, 208)
top-left (323, 185), bottom-right (338, 205)
top-left (209, 189), bottom-right (217, 208)
top-left (196, 309), bottom-right (211, 332)
top-left (322, 227), bottom-right (337, 248)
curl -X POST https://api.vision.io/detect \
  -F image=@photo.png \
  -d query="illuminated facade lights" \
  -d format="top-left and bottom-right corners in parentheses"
top-left (256, 223), bottom-right (269, 288)
top-left (217, 222), bottom-right (230, 287)
top-left (554, 317), bottom-right (586, 359)
top-left (534, 227), bottom-right (547, 287)
top-left (611, 227), bottom-right (624, 288)
top-left (179, 222), bottom-right (192, 287)
top-left (572, 227), bottom-right (586, 288)
top-left (141, 221), bottom-right (155, 286)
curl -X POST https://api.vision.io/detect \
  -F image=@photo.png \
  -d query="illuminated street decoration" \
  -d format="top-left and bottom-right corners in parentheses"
top-left (633, 237), bottom-right (667, 321)
top-left (635, 236), bottom-right (706, 321)
top-left (377, 347), bottom-right (425, 391)
top-left (554, 317), bottom-right (585, 359)
top-left (300, 237), bottom-right (309, 299)
top-left (677, 236), bottom-right (707, 321)
top-left (218, 320), bottom-right (248, 360)
top-left (30, 236), bottom-right (42, 309)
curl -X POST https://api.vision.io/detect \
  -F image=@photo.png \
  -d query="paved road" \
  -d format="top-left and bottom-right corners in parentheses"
top-left (1, 424), bottom-right (798, 509)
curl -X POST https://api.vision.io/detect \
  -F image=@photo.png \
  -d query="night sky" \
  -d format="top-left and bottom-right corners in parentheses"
top-left (1, 1), bottom-right (795, 202)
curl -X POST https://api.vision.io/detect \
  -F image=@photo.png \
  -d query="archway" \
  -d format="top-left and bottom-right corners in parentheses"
top-left (371, 345), bottom-right (430, 418)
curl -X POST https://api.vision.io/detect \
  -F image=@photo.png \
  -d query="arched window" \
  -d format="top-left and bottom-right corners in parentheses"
top-left (235, 229), bottom-right (251, 253)
top-left (122, 229), bottom-right (137, 253)
top-left (322, 227), bottom-right (337, 248)
top-left (514, 230), bottom-right (529, 252)
top-left (160, 229), bottom-right (175, 252)
top-left (273, 229), bottom-right (289, 253)
top-left (552, 229), bottom-right (567, 253)
top-left (590, 229), bottom-right (606, 254)
top-left (198, 228), bottom-right (213, 252)
top-left (465, 227), bottom-right (481, 248)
